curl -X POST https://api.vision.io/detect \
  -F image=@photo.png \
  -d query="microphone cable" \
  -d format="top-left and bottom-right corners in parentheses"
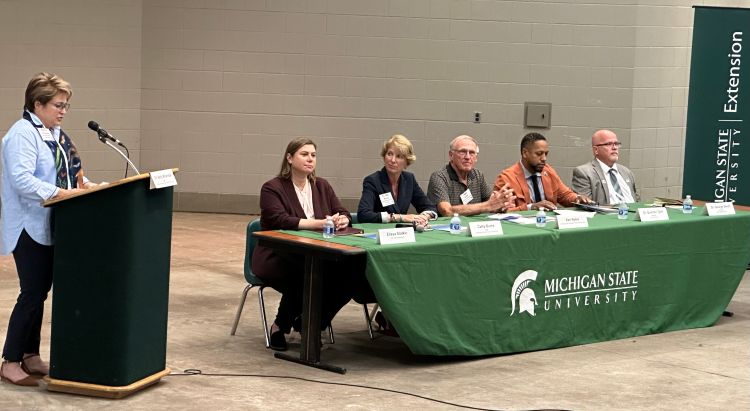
top-left (120, 143), bottom-right (130, 178)
top-left (166, 368), bottom-right (571, 411)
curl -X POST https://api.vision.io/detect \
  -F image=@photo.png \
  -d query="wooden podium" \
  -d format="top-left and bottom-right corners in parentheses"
top-left (42, 171), bottom-right (175, 398)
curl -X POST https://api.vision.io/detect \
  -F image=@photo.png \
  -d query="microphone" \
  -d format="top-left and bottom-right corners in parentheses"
top-left (87, 121), bottom-right (123, 145)
top-left (87, 120), bottom-right (140, 176)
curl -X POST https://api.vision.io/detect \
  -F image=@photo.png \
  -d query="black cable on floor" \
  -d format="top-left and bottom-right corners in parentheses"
top-left (167, 369), bottom-right (571, 411)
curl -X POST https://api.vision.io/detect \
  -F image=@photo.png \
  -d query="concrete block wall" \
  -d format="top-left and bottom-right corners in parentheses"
top-left (2, 0), bottom-right (746, 213)
top-left (136, 0), bottom-right (691, 213)
top-left (0, 0), bottom-right (142, 184)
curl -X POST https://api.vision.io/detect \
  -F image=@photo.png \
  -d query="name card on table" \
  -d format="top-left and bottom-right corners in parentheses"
top-left (149, 169), bottom-right (177, 189)
top-left (704, 201), bottom-right (736, 216)
top-left (635, 207), bottom-right (669, 222)
top-left (557, 214), bottom-right (589, 229)
top-left (469, 220), bottom-right (504, 237)
top-left (377, 227), bottom-right (416, 245)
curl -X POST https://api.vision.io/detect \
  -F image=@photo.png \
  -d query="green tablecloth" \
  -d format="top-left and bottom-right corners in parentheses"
top-left (288, 206), bottom-right (750, 356)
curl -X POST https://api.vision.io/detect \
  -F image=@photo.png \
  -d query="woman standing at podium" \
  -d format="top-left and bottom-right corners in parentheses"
top-left (1, 73), bottom-right (98, 386)
top-left (252, 137), bottom-right (357, 351)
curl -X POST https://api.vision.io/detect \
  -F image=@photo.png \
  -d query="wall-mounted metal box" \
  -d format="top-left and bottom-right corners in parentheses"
top-left (524, 102), bottom-right (551, 128)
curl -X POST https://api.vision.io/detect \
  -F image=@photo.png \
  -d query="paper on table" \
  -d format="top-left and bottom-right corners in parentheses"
top-left (487, 213), bottom-right (523, 220)
top-left (508, 217), bottom-right (538, 225)
top-left (432, 224), bottom-right (469, 233)
top-left (554, 209), bottom-right (596, 218)
top-left (573, 202), bottom-right (618, 214)
top-left (653, 197), bottom-right (683, 206)
top-left (508, 216), bottom-right (558, 225)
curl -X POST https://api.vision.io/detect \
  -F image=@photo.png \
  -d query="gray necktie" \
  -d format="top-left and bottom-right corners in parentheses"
top-left (609, 169), bottom-right (623, 197)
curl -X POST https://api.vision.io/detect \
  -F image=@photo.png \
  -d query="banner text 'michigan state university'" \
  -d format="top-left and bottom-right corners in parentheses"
top-left (683, 6), bottom-right (749, 206)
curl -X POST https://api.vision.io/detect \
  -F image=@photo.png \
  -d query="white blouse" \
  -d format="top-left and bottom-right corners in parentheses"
top-left (294, 178), bottom-right (315, 219)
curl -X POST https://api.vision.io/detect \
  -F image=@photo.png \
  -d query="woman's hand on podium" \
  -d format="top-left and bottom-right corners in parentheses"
top-left (83, 181), bottom-right (108, 189)
top-left (53, 188), bottom-right (85, 199)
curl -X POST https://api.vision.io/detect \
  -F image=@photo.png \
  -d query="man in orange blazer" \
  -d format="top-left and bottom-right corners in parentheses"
top-left (495, 132), bottom-right (592, 211)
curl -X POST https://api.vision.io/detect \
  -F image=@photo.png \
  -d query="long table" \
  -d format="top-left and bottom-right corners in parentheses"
top-left (256, 205), bottom-right (750, 369)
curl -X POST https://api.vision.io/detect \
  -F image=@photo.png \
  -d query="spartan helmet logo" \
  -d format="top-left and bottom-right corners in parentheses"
top-left (510, 270), bottom-right (539, 317)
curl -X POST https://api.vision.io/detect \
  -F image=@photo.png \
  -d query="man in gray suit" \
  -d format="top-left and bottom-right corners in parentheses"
top-left (572, 130), bottom-right (639, 205)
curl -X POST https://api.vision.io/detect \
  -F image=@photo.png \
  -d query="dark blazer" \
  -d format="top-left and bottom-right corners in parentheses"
top-left (357, 167), bottom-right (436, 223)
top-left (252, 176), bottom-right (349, 281)
top-left (572, 160), bottom-right (639, 205)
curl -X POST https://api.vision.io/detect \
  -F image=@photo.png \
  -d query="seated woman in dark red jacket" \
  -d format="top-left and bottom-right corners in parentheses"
top-left (252, 137), bottom-right (359, 351)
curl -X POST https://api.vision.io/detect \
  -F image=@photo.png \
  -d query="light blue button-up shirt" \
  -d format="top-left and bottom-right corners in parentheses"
top-left (1, 112), bottom-right (61, 254)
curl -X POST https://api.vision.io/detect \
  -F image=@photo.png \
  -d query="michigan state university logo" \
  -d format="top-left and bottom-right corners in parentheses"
top-left (510, 270), bottom-right (539, 317)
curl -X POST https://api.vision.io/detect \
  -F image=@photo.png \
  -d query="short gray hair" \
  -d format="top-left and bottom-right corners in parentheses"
top-left (449, 135), bottom-right (479, 153)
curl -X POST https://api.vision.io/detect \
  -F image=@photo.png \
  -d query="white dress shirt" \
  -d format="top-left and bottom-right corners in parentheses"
top-left (596, 159), bottom-right (634, 203)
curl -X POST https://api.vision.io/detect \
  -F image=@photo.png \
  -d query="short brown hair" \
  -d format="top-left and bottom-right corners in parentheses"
top-left (278, 137), bottom-right (317, 181)
top-left (380, 134), bottom-right (416, 166)
top-left (24, 72), bottom-right (72, 113)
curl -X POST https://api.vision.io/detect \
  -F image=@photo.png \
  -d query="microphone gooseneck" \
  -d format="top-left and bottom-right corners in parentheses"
top-left (87, 120), bottom-right (140, 176)
top-left (87, 120), bottom-right (123, 145)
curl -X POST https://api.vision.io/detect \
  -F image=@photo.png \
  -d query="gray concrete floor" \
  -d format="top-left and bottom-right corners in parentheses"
top-left (1, 211), bottom-right (748, 410)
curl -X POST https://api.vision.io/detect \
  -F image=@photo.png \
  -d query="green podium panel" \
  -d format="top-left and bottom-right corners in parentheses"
top-left (46, 173), bottom-right (173, 394)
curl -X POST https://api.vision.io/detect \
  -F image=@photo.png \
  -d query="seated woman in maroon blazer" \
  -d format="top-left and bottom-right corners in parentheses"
top-left (251, 137), bottom-right (359, 351)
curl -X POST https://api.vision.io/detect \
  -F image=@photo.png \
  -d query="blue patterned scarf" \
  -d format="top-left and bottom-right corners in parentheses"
top-left (23, 111), bottom-right (84, 189)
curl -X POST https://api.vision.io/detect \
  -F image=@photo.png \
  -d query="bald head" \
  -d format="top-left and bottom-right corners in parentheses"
top-left (592, 130), bottom-right (617, 146)
top-left (591, 129), bottom-right (620, 167)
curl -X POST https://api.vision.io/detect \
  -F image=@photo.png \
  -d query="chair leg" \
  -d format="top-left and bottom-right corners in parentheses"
top-left (230, 284), bottom-right (253, 336)
top-left (370, 303), bottom-right (379, 319)
top-left (258, 286), bottom-right (270, 348)
top-left (362, 303), bottom-right (375, 341)
top-left (327, 324), bottom-right (335, 344)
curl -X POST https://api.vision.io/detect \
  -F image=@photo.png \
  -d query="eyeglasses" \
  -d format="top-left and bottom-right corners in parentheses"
top-left (595, 142), bottom-right (622, 148)
top-left (452, 149), bottom-right (478, 157)
top-left (51, 102), bottom-right (71, 111)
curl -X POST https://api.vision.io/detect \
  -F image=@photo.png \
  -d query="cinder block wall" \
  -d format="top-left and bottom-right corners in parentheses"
top-left (0, 0), bottom-right (142, 184)
top-left (2, 0), bottom-right (745, 213)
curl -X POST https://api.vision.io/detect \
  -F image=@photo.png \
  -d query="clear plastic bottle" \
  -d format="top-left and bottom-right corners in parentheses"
top-left (682, 195), bottom-right (693, 214)
top-left (450, 213), bottom-right (461, 235)
top-left (323, 216), bottom-right (335, 238)
top-left (535, 208), bottom-right (546, 228)
top-left (618, 202), bottom-right (629, 220)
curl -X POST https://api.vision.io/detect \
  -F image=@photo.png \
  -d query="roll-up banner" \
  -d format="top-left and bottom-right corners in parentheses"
top-left (683, 6), bottom-right (749, 205)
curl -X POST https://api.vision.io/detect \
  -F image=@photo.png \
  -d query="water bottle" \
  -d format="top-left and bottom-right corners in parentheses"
top-left (450, 213), bottom-right (461, 235)
top-left (618, 202), bottom-right (629, 220)
top-left (323, 216), bottom-right (335, 238)
top-left (535, 208), bottom-right (546, 228)
top-left (682, 195), bottom-right (693, 214)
